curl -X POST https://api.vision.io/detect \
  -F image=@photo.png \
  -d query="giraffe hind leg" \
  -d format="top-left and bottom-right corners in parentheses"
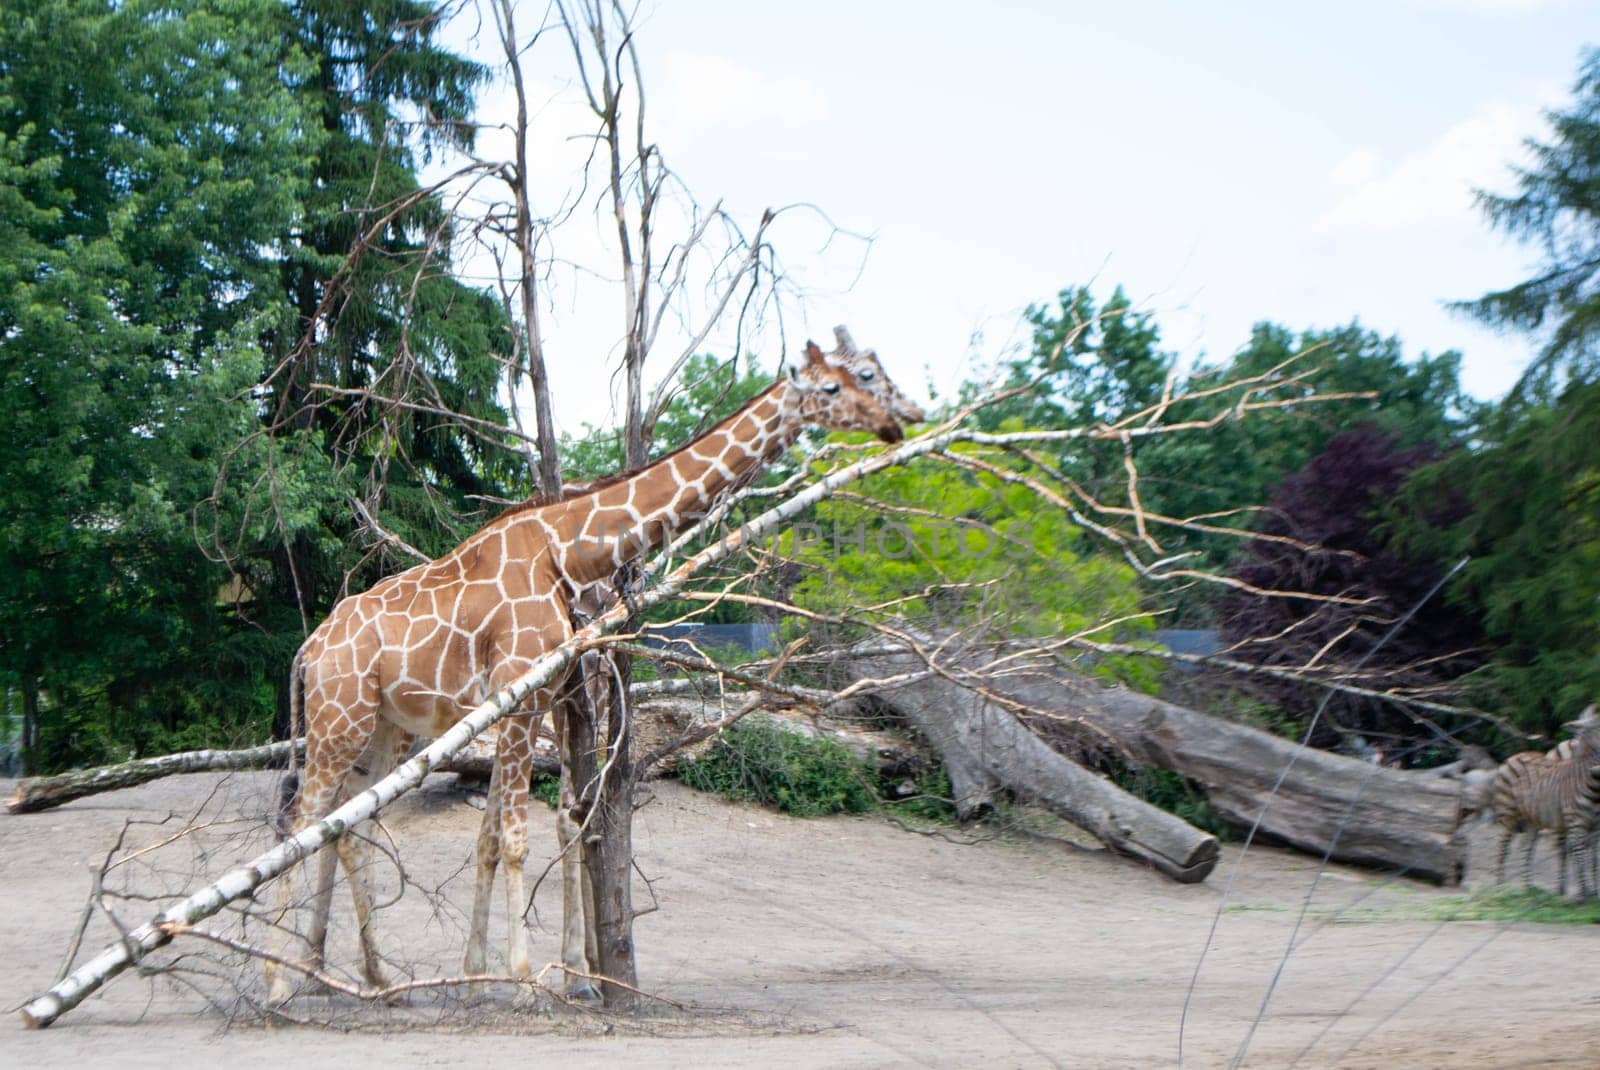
top-left (333, 720), bottom-right (411, 991)
top-left (302, 841), bottom-right (339, 977)
top-left (264, 733), bottom-right (367, 1005)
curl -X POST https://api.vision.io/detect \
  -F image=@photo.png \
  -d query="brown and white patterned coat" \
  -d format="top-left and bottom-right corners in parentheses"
top-left (265, 339), bottom-right (914, 1003)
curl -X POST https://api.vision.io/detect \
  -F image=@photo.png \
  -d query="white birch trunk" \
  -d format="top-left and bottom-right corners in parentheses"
top-left (7, 741), bottom-right (304, 814)
top-left (20, 427), bottom-right (954, 1028)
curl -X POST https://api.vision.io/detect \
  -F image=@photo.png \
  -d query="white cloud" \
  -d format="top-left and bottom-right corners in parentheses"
top-left (1328, 147), bottom-right (1380, 188)
top-left (1314, 95), bottom-right (1549, 233)
top-left (657, 52), bottom-right (827, 134)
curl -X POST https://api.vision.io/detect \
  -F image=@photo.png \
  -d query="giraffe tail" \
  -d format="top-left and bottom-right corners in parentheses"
top-left (272, 646), bottom-right (307, 838)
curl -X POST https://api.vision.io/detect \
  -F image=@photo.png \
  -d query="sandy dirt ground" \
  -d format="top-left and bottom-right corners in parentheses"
top-left (2, 770), bottom-right (1598, 1069)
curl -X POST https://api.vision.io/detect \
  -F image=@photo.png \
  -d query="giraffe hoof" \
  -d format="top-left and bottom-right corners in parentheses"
top-left (565, 980), bottom-right (601, 1005)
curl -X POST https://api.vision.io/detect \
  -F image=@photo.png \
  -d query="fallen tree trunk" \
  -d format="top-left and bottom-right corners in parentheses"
top-left (1064, 685), bottom-right (1471, 883)
top-left (7, 741), bottom-right (305, 814)
top-left (4, 696), bottom-right (928, 815)
top-left (845, 649), bottom-right (1221, 884)
top-left (847, 637), bottom-right (1472, 884)
top-left (6, 739), bottom-right (561, 814)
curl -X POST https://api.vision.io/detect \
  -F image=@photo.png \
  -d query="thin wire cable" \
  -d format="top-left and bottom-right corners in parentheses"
top-left (1178, 556), bottom-right (1469, 1068)
top-left (1228, 556), bottom-right (1468, 1069)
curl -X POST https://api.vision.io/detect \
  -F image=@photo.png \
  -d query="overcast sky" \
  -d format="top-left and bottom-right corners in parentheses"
top-left (441, 0), bottom-right (1598, 434)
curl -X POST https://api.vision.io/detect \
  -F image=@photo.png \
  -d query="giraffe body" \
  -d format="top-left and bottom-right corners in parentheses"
top-left (266, 336), bottom-right (915, 1004)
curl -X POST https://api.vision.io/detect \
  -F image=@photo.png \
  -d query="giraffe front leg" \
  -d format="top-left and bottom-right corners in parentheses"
top-left (494, 710), bottom-right (538, 981)
top-left (554, 692), bottom-right (599, 1002)
top-left (556, 778), bottom-right (599, 1003)
top-left (464, 754), bottom-right (502, 978)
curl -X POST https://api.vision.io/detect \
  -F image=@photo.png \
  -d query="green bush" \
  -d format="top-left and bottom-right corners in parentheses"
top-left (1109, 762), bottom-right (1235, 842)
top-left (679, 719), bottom-right (877, 817)
top-left (877, 762), bottom-right (958, 822)
top-left (532, 772), bottom-right (561, 810)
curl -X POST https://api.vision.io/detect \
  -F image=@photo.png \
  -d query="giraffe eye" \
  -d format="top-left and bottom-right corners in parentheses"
top-left (859, 369), bottom-right (875, 381)
top-left (823, 383), bottom-right (841, 395)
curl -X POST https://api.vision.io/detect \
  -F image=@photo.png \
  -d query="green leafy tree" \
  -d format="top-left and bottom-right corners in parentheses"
top-left (783, 448), bottom-right (1159, 690)
top-left (1455, 47), bottom-right (1600, 395)
top-left (1138, 322), bottom-right (1479, 583)
top-left (1399, 382), bottom-right (1600, 738)
top-left (967, 285), bottom-right (1478, 623)
top-left (970, 285), bottom-right (1174, 497)
top-left (0, 0), bottom-right (510, 770)
top-left (561, 354), bottom-right (772, 480)
top-left (0, 0), bottom-right (317, 769)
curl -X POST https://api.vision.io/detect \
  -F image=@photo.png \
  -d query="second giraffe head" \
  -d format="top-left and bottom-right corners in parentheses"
top-left (788, 339), bottom-right (908, 444)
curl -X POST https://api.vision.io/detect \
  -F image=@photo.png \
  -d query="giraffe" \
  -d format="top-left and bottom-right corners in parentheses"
top-left (264, 338), bottom-right (915, 1005)
top-left (829, 325), bottom-right (927, 425)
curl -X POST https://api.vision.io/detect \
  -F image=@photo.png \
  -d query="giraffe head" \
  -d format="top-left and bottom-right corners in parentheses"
top-left (830, 325), bottom-right (927, 424)
top-left (789, 340), bottom-right (905, 443)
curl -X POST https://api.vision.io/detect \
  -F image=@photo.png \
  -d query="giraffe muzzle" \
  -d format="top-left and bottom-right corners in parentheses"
top-left (876, 422), bottom-right (904, 444)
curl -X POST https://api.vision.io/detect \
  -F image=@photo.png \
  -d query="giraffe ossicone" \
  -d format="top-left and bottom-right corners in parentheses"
top-left (264, 331), bottom-right (920, 1006)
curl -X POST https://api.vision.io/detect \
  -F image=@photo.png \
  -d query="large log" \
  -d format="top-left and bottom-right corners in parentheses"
top-left (6, 739), bottom-right (559, 814)
top-left (7, 741), bottom-right (305, 814)
top-left (847, 638), bottom-right (1473, 884)
top-left (1066, 685), bottom-right (1471, 883)
top-left (845, 649), bottom-right (1221, 884)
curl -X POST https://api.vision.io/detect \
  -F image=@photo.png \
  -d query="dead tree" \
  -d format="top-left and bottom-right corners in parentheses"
top-left (844, 634), bottom-right (1477, 884)
top-left (844, 645), bottom-right (1219, 883)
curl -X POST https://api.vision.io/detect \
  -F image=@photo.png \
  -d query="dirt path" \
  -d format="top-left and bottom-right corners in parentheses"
top-left (2, 772), bottom-right (1596, 1068)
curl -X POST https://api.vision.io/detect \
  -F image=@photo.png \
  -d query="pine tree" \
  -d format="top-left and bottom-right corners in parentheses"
top-left (1456, 47), bottom-right (1600, 395)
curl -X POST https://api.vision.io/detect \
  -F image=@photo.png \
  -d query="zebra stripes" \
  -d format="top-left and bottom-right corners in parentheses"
top-left (1490, 705), bottom-right (1600, 897)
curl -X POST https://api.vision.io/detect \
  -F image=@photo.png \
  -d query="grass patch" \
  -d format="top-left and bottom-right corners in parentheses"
top-left (1427, 887), bottom-right (1600, 925)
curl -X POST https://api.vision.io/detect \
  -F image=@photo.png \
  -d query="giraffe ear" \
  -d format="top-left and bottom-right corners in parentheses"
top-left (804, 340), bottom-right (827, 367)
top-left (786, 364), bottom-right (798, 382)
top-left (833, 325), bottom-right (856, 354)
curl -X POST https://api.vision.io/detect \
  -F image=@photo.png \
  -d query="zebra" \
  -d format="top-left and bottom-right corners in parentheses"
top-left (1490, 705), bottom-right (1600, 897)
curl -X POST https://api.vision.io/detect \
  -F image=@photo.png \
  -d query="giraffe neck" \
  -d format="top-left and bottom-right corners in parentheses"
top-left (538, 379), bottom-right (802, 586)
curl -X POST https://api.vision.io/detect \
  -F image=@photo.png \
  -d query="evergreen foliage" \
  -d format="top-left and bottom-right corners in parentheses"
top-left (1398, 382), bottom-right (1600, 738)
top-left (0, 0), bottom-right (508, 771)
top-left (1455, 47), bottom-right (1600, 395)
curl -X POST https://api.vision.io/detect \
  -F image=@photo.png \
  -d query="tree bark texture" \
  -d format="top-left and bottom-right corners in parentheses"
top-left (589, 649), bottom-right (639, 1004)
top-left (844, 648), bottom-right (1221, 884)
top-left (846, 636), bottom-right (1473, 884)
top-left (6, 739), bottom-right (563, 814)
top-left (1066, 685), bottom-right (1471, 884)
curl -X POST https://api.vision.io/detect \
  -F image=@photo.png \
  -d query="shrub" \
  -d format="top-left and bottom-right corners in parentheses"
top-left (1108, 761), bottom-right (1236, 842)
top-left (678, 719), bottom-right (877, 817)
